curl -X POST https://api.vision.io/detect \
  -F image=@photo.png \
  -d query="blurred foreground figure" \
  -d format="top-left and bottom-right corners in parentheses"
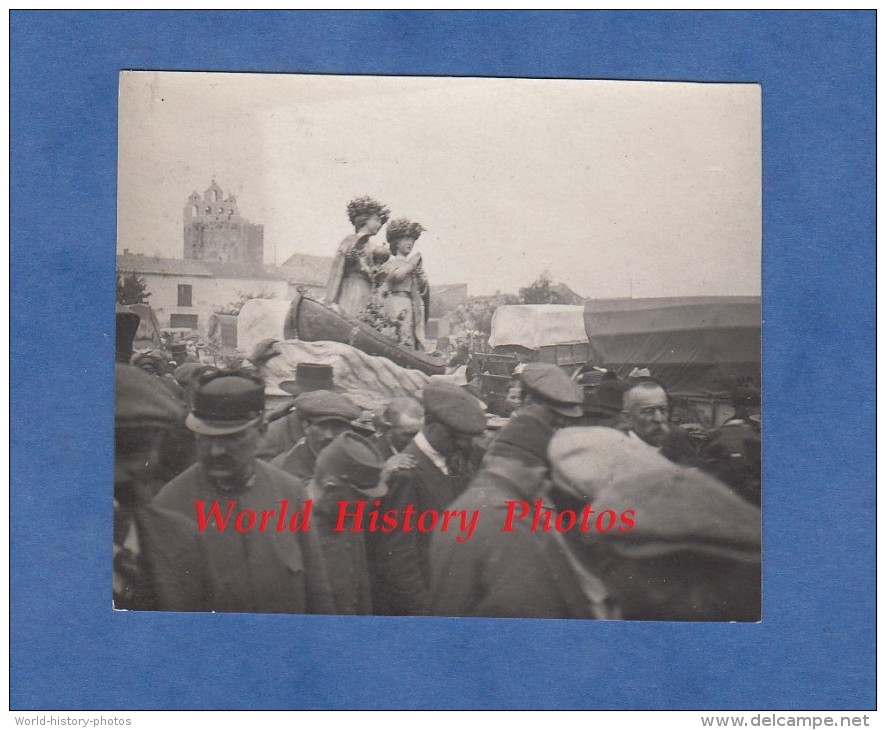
top-left (430, 413), bottom-right (615, 619)
top-left (147, 370), bottom-right (334, 614)
top-left (113, 364), bottom-right (185, 610)
top-left (303, 432), bottom-right (386, 614)
top-left (549, 428), bottom-right (761, 622)
top-left (700, 386), bottom-right (762, 505)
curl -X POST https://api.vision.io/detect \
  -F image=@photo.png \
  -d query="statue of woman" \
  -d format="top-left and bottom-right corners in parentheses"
top-left (379, 218), bottom-right (431, 351)
top-left (324, 196), bottom-right (391, 317)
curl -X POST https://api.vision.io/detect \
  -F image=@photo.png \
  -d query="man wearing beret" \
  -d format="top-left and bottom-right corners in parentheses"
top-left (146, 370), bottom-right (335, 614)
top-left (304, 432), bottom-right (387, 614)
top-left (114, 364), bottom-right (187, 611)
top-left (430, 412), bottom-right (614, 619)
top-left (368, 381), bottom-right (487, 615)
top-left (518, 362), bottom-right (584, 428)
top-left (271, 390), bottom-right (361, 484)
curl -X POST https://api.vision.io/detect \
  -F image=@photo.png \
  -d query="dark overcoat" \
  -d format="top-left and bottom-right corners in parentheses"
top-left (367, 441), bottom-right (471, 615)
top-left (145, 460), bottom-right (335, 614)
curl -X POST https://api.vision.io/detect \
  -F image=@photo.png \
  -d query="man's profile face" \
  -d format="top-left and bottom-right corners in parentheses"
top-left (386, 413), bottom-right (422, 452)
top-left (196, 425), bottom-right (260, 489)
top-left (625, 385), bottom-right (669, 447)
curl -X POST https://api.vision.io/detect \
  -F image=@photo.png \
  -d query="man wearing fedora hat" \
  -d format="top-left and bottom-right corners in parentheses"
top-left (368, 381), bottom-right (487, 616)
top-left (303, 432), bottom-right (387, 614)
top-left (146, 369), bottom-right (334, 614)
top-left (257, 363), bottom-right (343, 460)
top-left (271, 390), bottom-right (362, 484)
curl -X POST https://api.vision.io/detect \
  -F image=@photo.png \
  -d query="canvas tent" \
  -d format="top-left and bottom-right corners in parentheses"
top-left (127, 303), bottom-right (163, 351)
top-left (583, 296), bottom-right (761, 395)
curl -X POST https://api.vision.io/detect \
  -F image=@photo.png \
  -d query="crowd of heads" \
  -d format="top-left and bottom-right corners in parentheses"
top-left (114, 311), bottom-right (761, 620)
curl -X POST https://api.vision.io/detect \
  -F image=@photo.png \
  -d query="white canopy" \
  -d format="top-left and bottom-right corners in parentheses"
top-left (488, 304), bottom-right (588, 350)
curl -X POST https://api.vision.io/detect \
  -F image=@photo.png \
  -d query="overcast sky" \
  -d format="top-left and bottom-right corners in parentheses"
top-left (117, 72), bottom-right (760, 298)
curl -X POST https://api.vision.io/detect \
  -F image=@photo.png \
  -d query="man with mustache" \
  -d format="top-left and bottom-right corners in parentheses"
top-left (622, 379), bottom-right (699, 466)
top-left (146, 370), bottom-right (334, 614)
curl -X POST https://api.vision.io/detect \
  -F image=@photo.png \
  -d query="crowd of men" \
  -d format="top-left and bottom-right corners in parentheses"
top-left (115, 311), bottom-right (761, 622)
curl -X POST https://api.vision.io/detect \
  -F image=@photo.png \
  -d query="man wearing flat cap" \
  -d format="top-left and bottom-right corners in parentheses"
top-left (518, 362), bottom-right (585, 428)
top-left (304, 432), bottom-right (387, 614)
top-left (146, 370), bottom-right (334, 614)
top-left (257, 363), bottom-right (342, 460)
top-left (430, 411), bottom-right (614, 619)
top-left (548, 427), bottom-right (761, 621)
top-left (369, 381), bottom-right (487, 615)
top-left (114, 364), bottom-right (186, 611)
top-left (271, 390), bottom-right (361, 484)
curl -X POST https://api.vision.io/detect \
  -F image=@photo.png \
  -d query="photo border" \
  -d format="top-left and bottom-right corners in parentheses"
top-left (9, 10), bottom-right (875, 710)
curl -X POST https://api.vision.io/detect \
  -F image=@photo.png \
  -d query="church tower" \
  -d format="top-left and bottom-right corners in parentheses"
top-left (183, 181), bottom-right (264, 264)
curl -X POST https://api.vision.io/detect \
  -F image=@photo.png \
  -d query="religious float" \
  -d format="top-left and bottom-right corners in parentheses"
top-left (283, 292), bottom-right (446, 376)
top-left (236, 293), bottom-right (452, 414)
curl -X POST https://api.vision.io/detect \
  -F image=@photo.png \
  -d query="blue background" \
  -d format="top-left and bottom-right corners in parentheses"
top-left (10, 11), bottom-right (875, 710)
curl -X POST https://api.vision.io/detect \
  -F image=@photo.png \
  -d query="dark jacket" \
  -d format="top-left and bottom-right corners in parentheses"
top-left (429, 467), bottom-right (610, 619)
top-left (257, 409), bottom-right (304, 460)
top-left (305, 480), bottom-right (373, 615)
top-left (367, 440), bottom-right (471, 615)
top-left (271, 438), bottom-right (316, 484)
top-left (145, 460), bottom-right (335, 614)
top-left (114, 504), bottom-right (199, 611)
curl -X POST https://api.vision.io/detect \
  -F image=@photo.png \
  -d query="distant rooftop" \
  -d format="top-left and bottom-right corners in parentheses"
top-left (279, 252), bottom-right (334, 287)
top-left (118, 252), bottom-right (322, 284)
top-left (118, 251), bottom-right (465, 292)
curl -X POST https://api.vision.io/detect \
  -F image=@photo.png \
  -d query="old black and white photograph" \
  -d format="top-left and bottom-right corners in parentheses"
top-left (114, 71), bottom-right (762, 621)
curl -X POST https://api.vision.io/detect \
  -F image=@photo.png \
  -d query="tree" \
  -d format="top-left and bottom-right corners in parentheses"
top-left (518, 271), bottom-right (567, 305)
top-left (116, 273), bottom-right (151, 305)
top-left (449, 292), bottom-right (519, 335)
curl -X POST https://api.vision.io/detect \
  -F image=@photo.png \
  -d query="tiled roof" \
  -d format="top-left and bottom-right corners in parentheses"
top-left (116, 253), bottom-right (325, 284)
top-left (117, 254), bottom-right (214, 277)
top-left (279, 253), bottom-right (334, 287)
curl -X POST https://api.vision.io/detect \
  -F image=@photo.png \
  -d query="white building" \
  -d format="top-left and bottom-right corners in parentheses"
top-left (117, 252), bottom-right (333, 333)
